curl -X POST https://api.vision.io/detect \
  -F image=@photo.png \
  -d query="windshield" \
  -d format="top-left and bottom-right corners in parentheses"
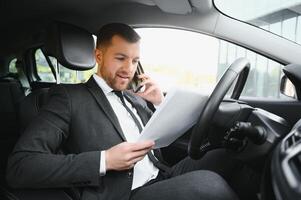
top-left (214, 0), bottom-right (301, 45)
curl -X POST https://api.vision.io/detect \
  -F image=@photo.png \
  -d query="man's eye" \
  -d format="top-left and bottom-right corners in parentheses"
top-left (133, 60), bottom-right (139, 64)
top-left (116, 57), bottom-right (125, 61)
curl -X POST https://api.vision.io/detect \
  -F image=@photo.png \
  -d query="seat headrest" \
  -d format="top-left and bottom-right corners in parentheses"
top-left (45, 22), bottom-right (95, 70)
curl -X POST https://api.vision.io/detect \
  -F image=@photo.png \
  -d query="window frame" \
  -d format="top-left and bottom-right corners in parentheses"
top-left (136, 27), bottom-right (292, 100)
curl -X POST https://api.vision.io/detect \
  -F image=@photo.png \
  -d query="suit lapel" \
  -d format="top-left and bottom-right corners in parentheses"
top-left (85, 77), bottom-right (126, 141)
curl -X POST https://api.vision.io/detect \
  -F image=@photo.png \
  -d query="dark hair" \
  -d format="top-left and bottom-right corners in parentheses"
top-left (96, 23), bottom-right (140, 48)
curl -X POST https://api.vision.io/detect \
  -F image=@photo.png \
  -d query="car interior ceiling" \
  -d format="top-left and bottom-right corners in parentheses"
top-left (0, 22), bottom-right (96, 200)
top-left (2, 0), bottom-right (300, 65)
top-left (0, 0), bottom-right (219, 58)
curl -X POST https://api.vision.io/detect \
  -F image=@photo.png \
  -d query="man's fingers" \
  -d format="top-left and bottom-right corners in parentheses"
top-left (139, 79), bottom-right (154, 87)
top-left (128, 148), bottom-right (151, 160)
top-left (125, 155), bottom-right (147, 168)
top-left (130, 141), bottom-right (154, 151)
top-left (137, 74), bottom-right (150, 80)
top-left (142, 85), bottom-right (156, 95)
top-left (136, 85), bottom-right (155, 97)
top-left (130, 155), bottom-right (146, 165)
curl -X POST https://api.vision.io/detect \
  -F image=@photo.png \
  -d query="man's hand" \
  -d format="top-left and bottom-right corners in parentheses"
top-left (136, 74), bottom-right (164, 106)
top-left (105, 140), bottom-right (154, 171)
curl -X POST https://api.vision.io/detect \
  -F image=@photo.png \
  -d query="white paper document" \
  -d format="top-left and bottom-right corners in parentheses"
top-left (137, 88), bottom-right (208, 149)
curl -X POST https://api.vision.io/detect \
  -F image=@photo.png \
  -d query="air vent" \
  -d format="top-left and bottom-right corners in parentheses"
top-left (288, 153), bottom-right (301, 182)
top-left (285, 131), bottom-right (301, 150)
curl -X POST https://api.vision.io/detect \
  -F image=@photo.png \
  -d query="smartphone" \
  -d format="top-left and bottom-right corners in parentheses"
top-left (128, 62), bottom-right (144, 93)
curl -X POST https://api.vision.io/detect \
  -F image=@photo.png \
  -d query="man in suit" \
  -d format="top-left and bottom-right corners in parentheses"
top-left (6, 23), bottom-right (238, 200)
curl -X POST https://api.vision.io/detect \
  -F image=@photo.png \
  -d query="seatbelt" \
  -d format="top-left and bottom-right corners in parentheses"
top-left (113, 91), bottom-right (170, 173)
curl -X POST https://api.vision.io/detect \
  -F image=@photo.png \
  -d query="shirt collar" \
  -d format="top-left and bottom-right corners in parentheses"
top-left (93, 74), bottom-right (113, 95)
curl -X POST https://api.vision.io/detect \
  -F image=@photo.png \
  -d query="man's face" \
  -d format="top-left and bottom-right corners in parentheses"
top-left (95, 35), bottom-right (140, 91)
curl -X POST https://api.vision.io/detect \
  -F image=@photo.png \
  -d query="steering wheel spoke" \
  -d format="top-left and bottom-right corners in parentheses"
top-left (188, 58), bottom-right (250, 159)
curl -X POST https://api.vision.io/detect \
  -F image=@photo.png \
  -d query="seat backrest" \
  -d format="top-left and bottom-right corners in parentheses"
top-left (0, 78), bottom-right (25, 186)
top-left (18, 88), bottom-right (49, 132)
top-left (4, 22), bottom-right (96, 200)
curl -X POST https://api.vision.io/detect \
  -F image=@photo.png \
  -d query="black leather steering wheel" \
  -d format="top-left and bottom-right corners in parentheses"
top-left (188, 58), bottom-right (250, 160)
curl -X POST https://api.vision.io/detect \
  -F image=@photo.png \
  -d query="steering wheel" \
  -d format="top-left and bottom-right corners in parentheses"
top-left (188, 57), bottom-right (250, 160)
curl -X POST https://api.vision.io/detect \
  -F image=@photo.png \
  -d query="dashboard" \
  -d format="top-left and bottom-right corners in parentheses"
top-left (272, 119), bottom-right (301, 200)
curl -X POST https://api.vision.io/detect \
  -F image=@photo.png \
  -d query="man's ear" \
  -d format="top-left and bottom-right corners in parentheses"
top-left (95, 48), bottom-right (103, 64)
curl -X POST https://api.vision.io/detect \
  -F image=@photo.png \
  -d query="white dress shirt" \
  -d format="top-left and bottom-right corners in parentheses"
top-left (93, 74), bottom-right (159, 190)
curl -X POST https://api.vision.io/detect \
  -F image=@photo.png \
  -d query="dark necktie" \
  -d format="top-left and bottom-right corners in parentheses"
top-left (113, 90), bottom-right (165, 169)
top-left (113, 91), bottom-right (143, 132)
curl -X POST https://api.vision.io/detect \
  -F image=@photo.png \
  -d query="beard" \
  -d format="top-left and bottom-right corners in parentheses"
top-left (105, 74), bottom-right (132, 91)
top-left (98, 65), bottom-right (134, 91)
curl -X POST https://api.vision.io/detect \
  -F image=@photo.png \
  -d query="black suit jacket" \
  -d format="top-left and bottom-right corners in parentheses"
top-left (6, 77), bottom-right (167, 200)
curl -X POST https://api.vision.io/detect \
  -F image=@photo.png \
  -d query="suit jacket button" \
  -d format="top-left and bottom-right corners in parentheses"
top-left (128, 171), bottom-right (132, 178)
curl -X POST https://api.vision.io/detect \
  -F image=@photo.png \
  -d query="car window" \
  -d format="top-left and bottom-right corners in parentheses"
top-left (214, 0), bottom-right (301, 45)
top-left (59, 65), bottom-right (96, 83)
top-left (35, 49), bottom-right (96, 83)
top-left (35, 49), bottom-right (56, 82)
top-left (136, 28), bottom-right (285, 99)
top-left (9, 58), bottom-right (17, 73)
